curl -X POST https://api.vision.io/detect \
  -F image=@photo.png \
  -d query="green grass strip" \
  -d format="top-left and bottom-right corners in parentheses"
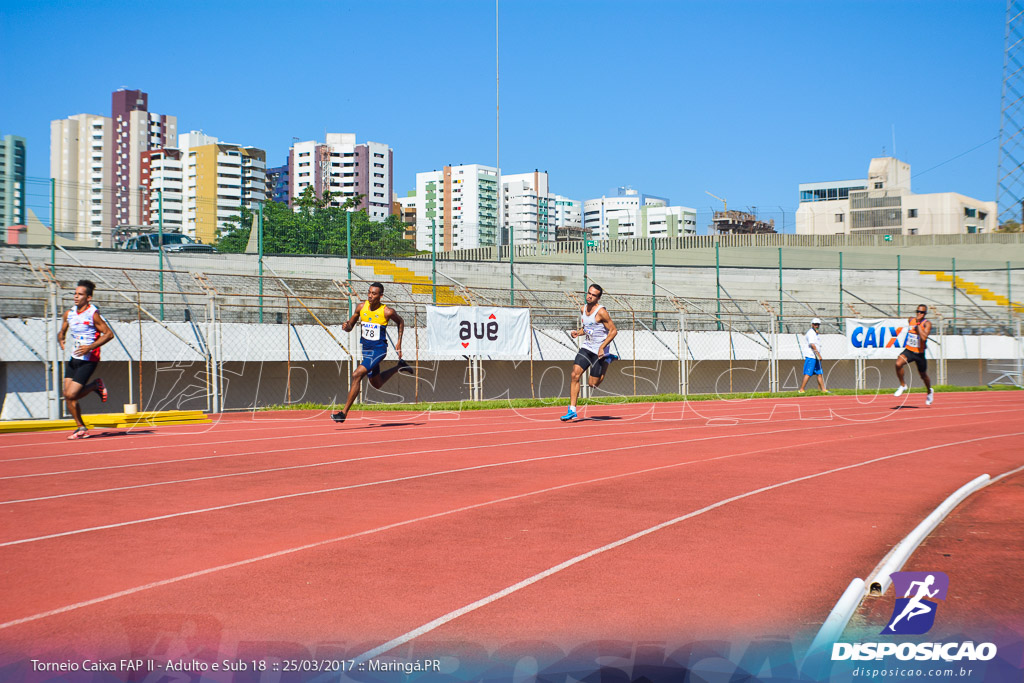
top-left (264, 384), bottom-right (1019, 413)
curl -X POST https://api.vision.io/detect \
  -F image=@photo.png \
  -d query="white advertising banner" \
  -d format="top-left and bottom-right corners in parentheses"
top-left (426, 306), bottom-right (531, 357)
top-left (846, 318), bottom-right (914, 358)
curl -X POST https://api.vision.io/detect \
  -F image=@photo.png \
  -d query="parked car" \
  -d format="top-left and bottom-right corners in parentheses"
top-left (121, 233), bottom-right (217, 253)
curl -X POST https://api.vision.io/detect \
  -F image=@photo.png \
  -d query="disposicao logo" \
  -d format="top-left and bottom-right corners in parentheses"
top-left (831, 571), bottom-right (998, 662)
top-left (882, 571), bottom-right (948, 635)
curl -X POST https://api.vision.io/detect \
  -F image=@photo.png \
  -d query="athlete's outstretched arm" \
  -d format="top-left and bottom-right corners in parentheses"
top-left (58, 310), bottom-right (69, 351)
top-left (386, 307), bottom-right (404, 358)
top-left (341, 302), bottom-right (363, 332)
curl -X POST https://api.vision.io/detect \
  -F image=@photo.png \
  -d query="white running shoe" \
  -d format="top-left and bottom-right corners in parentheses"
top-left (926, 390), bottom-right (934, 406)
top-left (894, 385), bottom-right (907, 397)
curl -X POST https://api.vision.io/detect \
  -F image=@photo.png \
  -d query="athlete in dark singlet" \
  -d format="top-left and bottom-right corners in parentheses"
top-left (895, 304), bottom-right (933, 405)
top-left (331, 282), bottom-right (411, 423)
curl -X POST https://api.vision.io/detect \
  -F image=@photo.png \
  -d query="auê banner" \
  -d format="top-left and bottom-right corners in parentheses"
top-left (426, 306), bottom-right (531, 357)
top-left (846, 318), bottom-right (912, 358)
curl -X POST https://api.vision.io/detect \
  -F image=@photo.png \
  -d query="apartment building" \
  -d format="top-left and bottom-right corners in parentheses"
top-left (178, 132), bottom-right (267, 244)
top-left (1, 133), bottom-right (27, 237)
top-left (501, 171), bottom-right (582, 244)
top-left (415, 165), bottom-right (499, 252)
top-left (110, 89), bottom-right (177, 232)
top-left (50, 114), bottom-right (112, 244)
top-left (139, 148), bottom-right (185, 234)
top-left (288, 134), bottom-right (394, 220)
top-left (796, 157), bottom-right (997, 235)
top-left (583, 187), bottom-right (694, 239)
top-left (50, 89), bottom-right (176, 246)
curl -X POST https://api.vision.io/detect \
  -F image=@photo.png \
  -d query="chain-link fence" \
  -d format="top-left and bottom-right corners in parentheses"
top-left (2, 248), bottom-right (1021, 420)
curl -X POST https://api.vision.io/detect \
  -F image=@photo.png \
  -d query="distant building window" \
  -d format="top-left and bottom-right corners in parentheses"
top-left (874, 182), bottom-right (883, 189)
top-left (908, 209), bottom-right (918, 218)
top-left (965, 207), bottom-right (977, 218)
top-left (835, 213), bottom-right (844, 223)
top-left (967, 225), bottom-right (977, 234)
top-left (978, 211), bottom-right (988, 220)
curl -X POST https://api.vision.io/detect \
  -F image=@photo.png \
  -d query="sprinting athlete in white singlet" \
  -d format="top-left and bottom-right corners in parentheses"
top-left (58, 279), bottom-right (114, 439)
top-left (560, 284), bottom-right (618, 422)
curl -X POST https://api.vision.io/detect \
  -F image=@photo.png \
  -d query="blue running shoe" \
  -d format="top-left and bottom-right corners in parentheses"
top-left (603, 353), bottom-right (619, 363)
top-left (559, 407), bottom-right (578, 422)
top-left (331, 411), bottom-right (347, 423)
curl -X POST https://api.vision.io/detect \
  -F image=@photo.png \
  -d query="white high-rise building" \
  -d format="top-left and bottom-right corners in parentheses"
top-left (1, 133), bottom-right (27, 237)
top-left (796, 157), bottom-right (997, 235)
top-left (583, 187), bottom-right (695, 239)
top-left (50, 114), bottom-right (113, 244)
top-left (415, 164), bottom-right (499, 251)
top-left (139, 148), bottom-right (185, 234)
top-left (288, 134), bottom-right (394, 221)
top-left (501, 171), bottom-right (582, 244)
top-left (138, 132), bottom-right (268, 244)
top-left (550, 195), bottom-right (583, 234)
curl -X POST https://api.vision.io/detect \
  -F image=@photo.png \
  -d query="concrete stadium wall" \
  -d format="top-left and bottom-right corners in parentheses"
top-left (2, 317), bottom-right (1019, 419)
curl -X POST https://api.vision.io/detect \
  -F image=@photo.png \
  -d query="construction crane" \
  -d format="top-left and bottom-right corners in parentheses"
top-left (705, 190), bottom-right (727, 212)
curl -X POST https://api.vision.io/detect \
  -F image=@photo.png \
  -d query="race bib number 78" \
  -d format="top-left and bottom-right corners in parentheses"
top-left (361, 323), bottom-right (381, 341)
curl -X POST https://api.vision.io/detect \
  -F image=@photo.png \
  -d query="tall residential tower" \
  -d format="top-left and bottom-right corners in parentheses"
top-left (0, 133), bottom-right (27, 238)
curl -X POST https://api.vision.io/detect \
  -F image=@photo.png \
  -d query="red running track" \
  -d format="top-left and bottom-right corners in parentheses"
top-left (1, 391), bottom-right (1022, 665)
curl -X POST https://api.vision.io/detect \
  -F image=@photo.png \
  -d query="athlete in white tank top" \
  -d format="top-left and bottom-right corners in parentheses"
top-left (561, 284), bottom-right (619, 421)
top-left (580, 304), bottom-right (609, 354)
top-left (58, 281), bottom-right (114, 439)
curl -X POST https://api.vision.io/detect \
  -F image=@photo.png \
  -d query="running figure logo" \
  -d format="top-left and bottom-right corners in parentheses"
top-left (882, 571), bottom-right (949, 635)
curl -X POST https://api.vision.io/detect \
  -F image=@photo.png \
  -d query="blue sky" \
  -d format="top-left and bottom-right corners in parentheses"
top-left (0, 0), bottom-right (1005, 232)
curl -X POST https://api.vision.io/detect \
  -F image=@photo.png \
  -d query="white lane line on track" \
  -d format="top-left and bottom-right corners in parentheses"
top-left (3, 402), bottom-right (989, 504)
top-left (2, 410), bottom-right (1017, 546)
top-left (3, 430), bottom-right (1021, 634)
top-left (3, 404), bottom-right (1019, 504)
top-left (2, 391), bottom-right (1017, 460)
top-left (2, 398), bottom-right (1007, 480)
top-left (349, 431), bottom-right (1024, 664)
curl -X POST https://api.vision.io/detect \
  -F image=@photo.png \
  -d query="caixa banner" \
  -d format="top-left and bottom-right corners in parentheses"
top-left (426, 306), bottom-right (531, 357)
top-left (846, 318), bottom-right (910, 358)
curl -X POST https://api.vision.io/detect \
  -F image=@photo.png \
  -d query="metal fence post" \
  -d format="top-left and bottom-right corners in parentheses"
top-left (679, 310), bottom-right (688, 397)
top-left (158, 189), bottom-right (164, 321)
top-left (951, 257), bottom-right (957, 332)
top-left (897, 254), bottom-right (901, 316)
top-left (1008, 261), bottom-right (1012, 329)
top-left (716, 241), bottom-right (721, 330)
top-left (1017, 320), bottom-right (1023, 384)
top-left (431, 218), bottom-right (437, 304)
top-left (48, 282), bottom-right (60, 419)
top-left (208, 291), bottom-right (219, 413)
top-left (258, 202), bottom-right (264, 323)
top-left (651, 238), bottom-right (657, 328)
top-left (838, 251), bottom-right (843, 315)
top-left (939, 316), bottom-right (947, 386)
top-left (50, 179), bottom-right (56, 275)
top-left (583, 239), bottom-right (589, 294)
top-left (778, 247), bottom-right (783, 333)
top-left (510, 223), bottom-right (515, 306)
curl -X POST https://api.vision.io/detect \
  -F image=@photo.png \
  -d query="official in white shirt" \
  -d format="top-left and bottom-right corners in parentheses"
top-left (798, 318), bottom-right (829, 394)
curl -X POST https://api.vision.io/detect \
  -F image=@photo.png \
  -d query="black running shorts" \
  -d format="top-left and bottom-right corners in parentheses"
top-left (574, 348), bottom-right (609, 378)
top-left (65, 358), bottom-right (98, 385)
top-left (900, 349), bottom-right (927, 373)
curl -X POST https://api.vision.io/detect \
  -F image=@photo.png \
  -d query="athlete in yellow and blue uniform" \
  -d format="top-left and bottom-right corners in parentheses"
top-left (331, 282), bottom-right (411, 423)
